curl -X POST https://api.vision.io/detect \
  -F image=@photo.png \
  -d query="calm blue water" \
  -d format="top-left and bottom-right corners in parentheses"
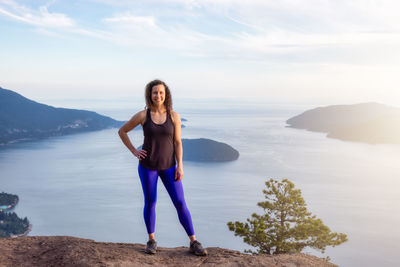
top-left (1, 100), bottom-right (400, 267)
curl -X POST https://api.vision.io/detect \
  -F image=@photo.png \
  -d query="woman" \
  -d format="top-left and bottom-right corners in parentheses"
top-left (118, 79), bottom-right (208, 256)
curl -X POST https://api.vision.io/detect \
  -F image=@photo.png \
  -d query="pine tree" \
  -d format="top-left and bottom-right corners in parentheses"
top-left (227, 178), bottom-right (347, 254)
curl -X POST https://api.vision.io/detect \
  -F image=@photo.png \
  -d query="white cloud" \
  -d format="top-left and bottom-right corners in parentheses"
top-left (2, 0), bottom-right (400, 65)
top-left (104, 14), bottom-right (156, 27)
top-left (0, 1), bottom-right (75, 27)
top-left (94, 0), bottom-right (400, 62)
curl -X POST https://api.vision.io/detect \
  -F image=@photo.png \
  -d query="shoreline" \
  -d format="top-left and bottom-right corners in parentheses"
top-left (10, 223), bottom-right (32, 238)
top-left (1, 196), bottom-right (32, 238)
top-left (0, 198), bottom-right (18, 212)
top-left (0, 204), bottom-right (13, 212)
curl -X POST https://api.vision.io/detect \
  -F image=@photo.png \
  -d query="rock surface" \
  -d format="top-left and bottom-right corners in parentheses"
top-left (0, 236), bottom-right (336, 267)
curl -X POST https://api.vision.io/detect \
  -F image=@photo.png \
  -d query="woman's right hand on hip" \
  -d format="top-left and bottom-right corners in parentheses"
top-left (132, 149), bottom-right (147, 160)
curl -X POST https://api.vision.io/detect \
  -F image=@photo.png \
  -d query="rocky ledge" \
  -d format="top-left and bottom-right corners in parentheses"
top-left (0, 236), bottom-right (336, 267)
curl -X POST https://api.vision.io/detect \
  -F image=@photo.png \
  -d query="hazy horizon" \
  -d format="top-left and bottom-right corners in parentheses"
top-left (3, 85), bottom-right (400, 117)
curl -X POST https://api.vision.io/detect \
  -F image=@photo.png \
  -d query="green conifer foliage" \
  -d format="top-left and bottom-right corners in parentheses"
top-left (227, 178), bottom-right (348, 254)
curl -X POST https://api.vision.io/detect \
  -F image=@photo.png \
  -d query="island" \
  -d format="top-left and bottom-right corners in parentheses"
top-left (0, 192), bottom-right (31, 238)
top-left (0, 87), bottom-right (124, 146)
top-left (182, 138), bottom-right (239, 162)
top-left (286, 102), bottom-right (400, 144)
top-left (180, 117), bottom-right (187, 127)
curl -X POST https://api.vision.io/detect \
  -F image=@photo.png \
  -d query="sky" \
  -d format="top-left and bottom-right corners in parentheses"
top-left (1, 0), bottom-right (400, 106)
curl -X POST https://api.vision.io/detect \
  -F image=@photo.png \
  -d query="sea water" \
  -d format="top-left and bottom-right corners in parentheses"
top-left (1, 99), bottom-right (400, 267)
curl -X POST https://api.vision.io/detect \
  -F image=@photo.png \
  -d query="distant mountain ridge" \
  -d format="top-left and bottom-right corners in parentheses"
top-left (0, 87), bottom-right (123, 145)
top-left (286, 102), bottom-right (400, 144)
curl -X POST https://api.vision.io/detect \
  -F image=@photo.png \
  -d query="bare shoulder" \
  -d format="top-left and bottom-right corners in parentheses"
top-left (170, 110), bottom-right (181, 124)
top-left (137, 109), bottom-right (147, 119)
top-left (130, 109), bottom-right (146, 122)
top-left (119, 109), bottom-right (146, 132)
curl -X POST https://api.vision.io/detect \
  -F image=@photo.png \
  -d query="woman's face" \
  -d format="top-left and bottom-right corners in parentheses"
top-left (151, 84), bottom-right (166, 106)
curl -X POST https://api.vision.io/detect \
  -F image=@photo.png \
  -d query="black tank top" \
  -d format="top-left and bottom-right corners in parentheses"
top-left (139, 108), bottom-right (176, 170)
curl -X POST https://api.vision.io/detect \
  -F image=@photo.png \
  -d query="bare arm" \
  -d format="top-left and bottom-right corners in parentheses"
top-left (171, 110), bottom-right (183, 180)
top-left (118, 110), bottom-right (147, 160)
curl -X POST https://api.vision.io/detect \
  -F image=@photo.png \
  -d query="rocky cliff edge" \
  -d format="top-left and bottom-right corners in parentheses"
top-left (0, 236), bottom-right (337, 267)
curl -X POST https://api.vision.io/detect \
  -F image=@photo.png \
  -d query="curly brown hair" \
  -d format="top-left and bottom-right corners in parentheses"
top-left (145, 79), bottom-right (173, 111)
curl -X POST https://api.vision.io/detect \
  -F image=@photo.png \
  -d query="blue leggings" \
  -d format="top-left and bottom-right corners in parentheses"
top-left (138, 164), bottom-right (195, 236)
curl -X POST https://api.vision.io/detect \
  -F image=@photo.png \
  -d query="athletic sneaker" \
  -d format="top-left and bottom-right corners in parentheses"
top-left (145, 239), bottom-right (157, 254)
top-left (189, 240), bottom-right (208, 256)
